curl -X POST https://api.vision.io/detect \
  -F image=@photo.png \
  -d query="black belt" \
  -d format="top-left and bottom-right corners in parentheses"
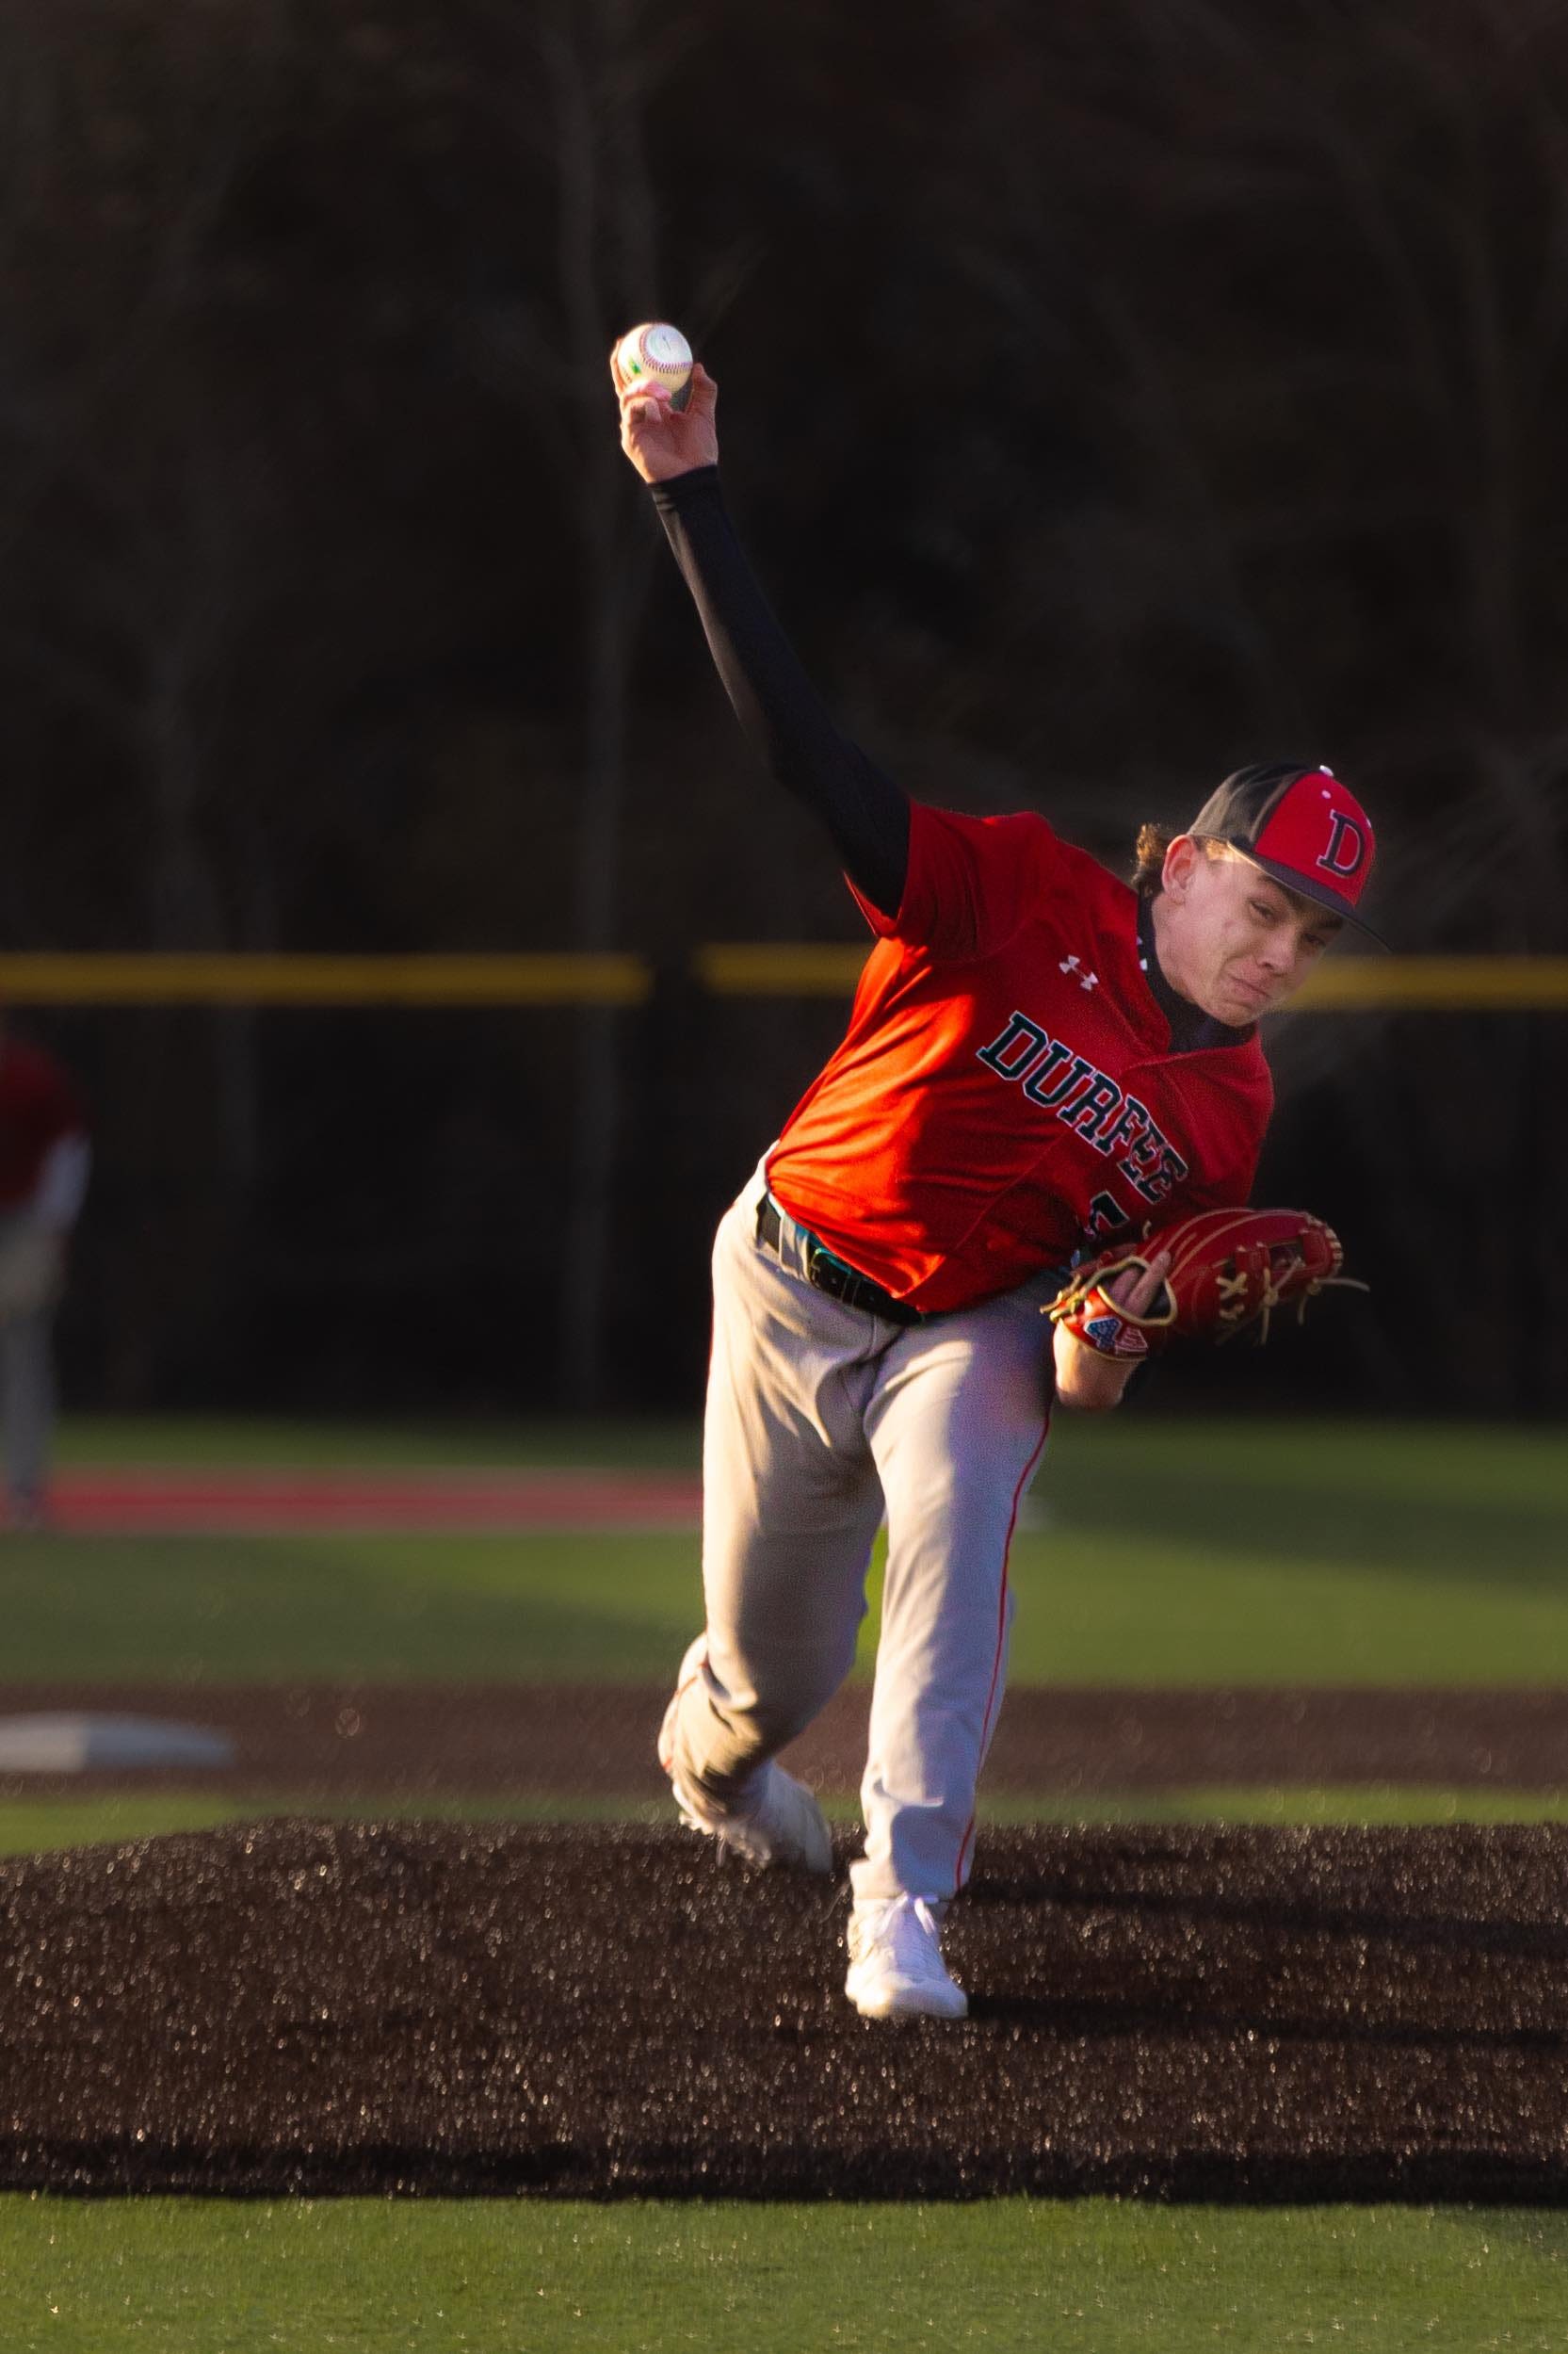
top-left (755, 1193), bottom-right (927, 1325)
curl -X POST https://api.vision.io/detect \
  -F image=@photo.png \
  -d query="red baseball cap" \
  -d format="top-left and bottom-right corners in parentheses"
top-left (1188, 761), bottom-right (1383, 943)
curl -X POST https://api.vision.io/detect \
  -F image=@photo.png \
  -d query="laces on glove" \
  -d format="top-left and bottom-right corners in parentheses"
top-left (1047, 1207), bottom-right (1367, 1356)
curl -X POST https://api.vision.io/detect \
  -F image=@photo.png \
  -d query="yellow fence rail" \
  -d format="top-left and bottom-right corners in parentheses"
top-left (692, 948), bottom-right (1568, 1011)
top-left (0, 953), bottom-right (652, 1007)
top-left (1289, 957), bottom-right (1568, 1010)
top-left (692, 945), bottom-right (868, 997)
top-left (0, 950), bottom-right (1564, 1010)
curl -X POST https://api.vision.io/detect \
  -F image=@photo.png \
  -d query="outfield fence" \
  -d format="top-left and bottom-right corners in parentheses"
top-left (1, 951), bottom-right (1566, 1007)
top-left (11, 951), bottom-right (1564, 1419)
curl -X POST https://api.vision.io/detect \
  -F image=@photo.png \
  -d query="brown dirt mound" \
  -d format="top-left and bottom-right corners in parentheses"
top-left (2, 1820), bottom-right (1566, 2200)
top-left (4, 1682), bottom-right (1565, 1797)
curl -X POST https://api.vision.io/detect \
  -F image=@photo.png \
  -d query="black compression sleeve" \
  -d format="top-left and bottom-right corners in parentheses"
top-left (651, 467), bottom-right (910, 918)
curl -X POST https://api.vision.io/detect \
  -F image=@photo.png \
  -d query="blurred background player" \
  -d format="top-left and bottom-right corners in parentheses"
top-left (0, 1014), bottom-right (90, 1531)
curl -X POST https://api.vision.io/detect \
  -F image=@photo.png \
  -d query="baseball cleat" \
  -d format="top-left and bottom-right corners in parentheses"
top-left (845, 1894), bottom-right (968, 2021)
top-left (666, 1759), bottom-right (833, 1875)
top-left (659, 1636), bottom-right (832, 1875)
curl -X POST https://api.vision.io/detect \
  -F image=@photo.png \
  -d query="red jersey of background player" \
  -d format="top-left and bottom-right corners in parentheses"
top-left (766, 804), bottom-right (1272, 1312)
top-left (0, 1036), bottom-right (89, 1213)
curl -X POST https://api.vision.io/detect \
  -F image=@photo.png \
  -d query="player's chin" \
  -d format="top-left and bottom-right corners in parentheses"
top-left (1197, 994), bottom-right (1260, 1030)
top-left (1210, 975), bottom-right (1283, 1024)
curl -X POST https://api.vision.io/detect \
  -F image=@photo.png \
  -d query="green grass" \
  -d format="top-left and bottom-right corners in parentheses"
top-left (5, 1511), bottom-right (1567, 1684)
top-left (977, 1782), bottom-right (1568, 1825)
top-left (1010, 1524), bottom-right (1568, 1682)
top-left (0, 1530), bottom-right (700, 1682)
top-left (4, 1782), bottom-right (1566, 1861)
top-left (55, 1408), bottom-right (1564, 1511)
top-left (0, 1792), bottom-right (671, 1857)
top-left (7, 1413), bottom-right (1565, 1684)
top-left (0, 2197), bottom-right (1563, 2352)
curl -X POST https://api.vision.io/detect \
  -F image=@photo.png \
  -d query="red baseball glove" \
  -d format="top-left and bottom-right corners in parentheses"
top-left (1044, 1207), bottom-right (1362, 1359)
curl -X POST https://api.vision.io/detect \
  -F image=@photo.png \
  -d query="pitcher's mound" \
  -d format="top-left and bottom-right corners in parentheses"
top-left (1, 1819), bottom-right (1564, 2200)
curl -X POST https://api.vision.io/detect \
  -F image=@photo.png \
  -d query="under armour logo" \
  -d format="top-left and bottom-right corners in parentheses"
top-left (1059, 955), bottom-right (1100, 992)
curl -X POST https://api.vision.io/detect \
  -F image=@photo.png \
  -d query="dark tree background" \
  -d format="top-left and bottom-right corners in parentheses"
top-left (3, 0), bottom-right (1564, 1415)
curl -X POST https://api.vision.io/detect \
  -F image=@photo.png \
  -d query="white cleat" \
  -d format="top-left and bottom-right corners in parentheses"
top-left (845, 1894), bottom-right (968, 2021)
top-left (667, 1759), bottom-right (833, 1875)
top-left (658, 1648), bottom-right (832, 1875)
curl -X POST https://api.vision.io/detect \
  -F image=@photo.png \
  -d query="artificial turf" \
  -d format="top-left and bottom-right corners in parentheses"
top-left (4, 1414), bottom-right (1566, 1686)
top-left (5, 1518), bottom-right (1568, 1684)
top-left (0, 2197), bottom-right (1563, 2352)
top-left (4, 1782), bottom-right (1568, 1861)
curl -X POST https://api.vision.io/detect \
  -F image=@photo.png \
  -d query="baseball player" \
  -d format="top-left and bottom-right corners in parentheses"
top-left (0, 1016), bottom-right (90, 1531)
top-left (613, 352), bottom-right (1378, 2020)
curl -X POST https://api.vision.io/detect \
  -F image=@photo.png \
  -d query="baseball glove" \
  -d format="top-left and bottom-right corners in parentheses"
top-left (1044, 1207), bottom-right (1361, 1360)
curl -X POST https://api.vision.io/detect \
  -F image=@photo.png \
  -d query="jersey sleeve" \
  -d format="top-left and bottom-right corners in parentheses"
top-left (848, 804), bottom-right (1067, 963)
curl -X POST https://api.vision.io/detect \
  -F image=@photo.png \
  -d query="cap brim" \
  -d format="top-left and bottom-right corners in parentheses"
top-left (1239, 849), bottom-right (1389, 950)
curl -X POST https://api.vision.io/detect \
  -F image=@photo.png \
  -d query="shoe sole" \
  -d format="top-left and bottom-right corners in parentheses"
top-left (667, 1764), bottom-right (833, 1876)
top-left (762, 1770), bottom-right (833, 1875)
top-left (845, 1973), bottom-right (969, 2021)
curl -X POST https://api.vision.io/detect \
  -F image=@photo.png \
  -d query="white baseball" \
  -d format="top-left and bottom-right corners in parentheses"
top-left (614, 320), bottom-right (693, 410)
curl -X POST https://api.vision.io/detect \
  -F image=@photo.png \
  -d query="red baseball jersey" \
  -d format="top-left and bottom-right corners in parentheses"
top-left (0, 1038), bottom-right (88, 1211)
top-left (766, 805), bottom-right (1274, 1312)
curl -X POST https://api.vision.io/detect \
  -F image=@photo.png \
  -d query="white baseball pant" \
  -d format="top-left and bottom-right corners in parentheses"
top-left (662, 1161), bottom-right (1054, 1904)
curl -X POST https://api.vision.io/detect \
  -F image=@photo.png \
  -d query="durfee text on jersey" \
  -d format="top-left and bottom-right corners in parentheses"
top-left (766, 804), bottom-right (1273, 1312)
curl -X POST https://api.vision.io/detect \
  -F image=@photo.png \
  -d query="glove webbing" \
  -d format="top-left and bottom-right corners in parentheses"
top-left (1215, 1258), bottom-right (1367, 1345)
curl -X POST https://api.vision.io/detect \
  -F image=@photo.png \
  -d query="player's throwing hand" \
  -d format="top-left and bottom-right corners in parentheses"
top-left (612, 354), bottom-right (719, 484)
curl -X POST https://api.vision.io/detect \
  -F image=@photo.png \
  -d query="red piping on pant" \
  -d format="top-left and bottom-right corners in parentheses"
top-left (953, 1412), bottom-right (1051, 1892)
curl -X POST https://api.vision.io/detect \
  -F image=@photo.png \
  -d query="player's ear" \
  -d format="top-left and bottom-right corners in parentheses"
top-left (1161, 833), bottom-right (1201, 901)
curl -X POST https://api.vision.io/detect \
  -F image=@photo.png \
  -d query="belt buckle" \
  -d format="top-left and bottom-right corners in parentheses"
top-left (806, 1238), bottom-right (852, 1306)
top-left (802, 1238), bottom-right (836, 1298)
